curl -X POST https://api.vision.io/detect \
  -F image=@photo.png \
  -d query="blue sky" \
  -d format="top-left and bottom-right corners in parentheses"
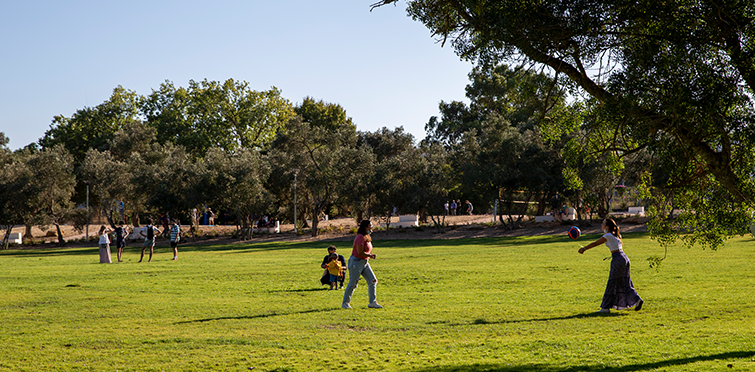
top-left (0, 1), bottom-right (474, 150)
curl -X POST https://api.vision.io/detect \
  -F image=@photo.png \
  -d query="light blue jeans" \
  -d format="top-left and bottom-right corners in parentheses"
top-left (342, 255), bottom-right (377, 306)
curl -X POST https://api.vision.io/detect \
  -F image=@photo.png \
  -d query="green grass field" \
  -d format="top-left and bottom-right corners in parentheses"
top-left (1, 232), bottom-right (753, 371)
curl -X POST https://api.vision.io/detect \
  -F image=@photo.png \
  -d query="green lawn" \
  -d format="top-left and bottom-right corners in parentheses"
top-left (0, 232), bottom-right (753, 371)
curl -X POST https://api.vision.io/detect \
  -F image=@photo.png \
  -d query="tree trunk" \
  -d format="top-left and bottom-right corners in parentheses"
top-left (311, 209), bottom-right (320, 237)
top-left (536, 195), bottom-right (547, 216)
top-left (2, 225), bottom-right (12, 250)
top-left (24, 224), bottom-right (33, 239)
top-left (55, 223), bottom-right (65, 247)
top-left (430, 214), bottom-right (446, 234)
top-left (301, 205), bottom-right (310, 229)
top-left (103, 206), bottom-right (115, 230)
top-left (245, 214), bottom-right (253, 240)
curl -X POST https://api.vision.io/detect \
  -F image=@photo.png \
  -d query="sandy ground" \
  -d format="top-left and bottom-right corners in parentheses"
top-left (5, 214), bottom-right (648, 248)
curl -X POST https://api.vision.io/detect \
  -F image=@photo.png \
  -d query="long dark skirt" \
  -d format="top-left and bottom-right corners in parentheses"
top-left (601, 250), bottom-right (642, 310)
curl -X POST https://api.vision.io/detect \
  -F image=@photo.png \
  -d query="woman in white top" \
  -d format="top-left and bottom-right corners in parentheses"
top-left (98, 225), bottom-right (113, 264)
top-left (578, 218), bottom-right (643, 313)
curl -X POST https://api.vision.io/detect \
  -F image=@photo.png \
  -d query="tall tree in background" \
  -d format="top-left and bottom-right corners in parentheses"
top-left (134, 142), bottom-right (192, 222)
top-left (374, 0), bottom-right (755, 249)
top-left (142, 79), bottom-right (295, 156)
top-left (0, 134), bottom-right (26, 249)
top-left (397, 142), bottom-right (451, 231)
top-left (20, 145), bottom-right (86, 245)
top-left (191, 148), bottom-right (273, 239)
top-left (40, 86), bottom-right (141, 166)
top-left (79, 149), bottom-right (132, 228)
top-left (425, 64), bottom-right (574, 225)
top-left (296, 96), bottom-right (355, 132)
top-left (357, 127), bottom-right (416, 225)
top-left (269, 103), bottom-right (372, 236)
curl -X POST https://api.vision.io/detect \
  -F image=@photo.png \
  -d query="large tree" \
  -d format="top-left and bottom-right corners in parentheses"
top-left (425, 64), bottom-right (576, 226)
top-left (0, 134), bottom-right (26, 249)
top-left (375, 0), bottom-right (755, 248)
top-left (142, 79), bottom-right (295, 156)
top-left (40, 86), bottom-right (142, 166)
top-left (190, 148), bottom-right (273, 239)
top-left (269, 109), bottom-right (372, 237)
top-left (18, 145), bottom-right (86, 245)
top-left (357, 127), bottom-right (417, 224)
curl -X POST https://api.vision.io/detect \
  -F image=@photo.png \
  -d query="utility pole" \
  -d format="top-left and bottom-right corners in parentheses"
top-left (84, 180), bottom-right (90, 241)
top-left (293, 168), bottom-right (299, 234)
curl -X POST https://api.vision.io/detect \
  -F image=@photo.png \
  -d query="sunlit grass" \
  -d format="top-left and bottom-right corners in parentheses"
top-left (0, 232), bottom-right (753, 371)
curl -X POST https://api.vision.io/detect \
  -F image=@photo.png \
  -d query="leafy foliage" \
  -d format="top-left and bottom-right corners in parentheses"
top-left (268, 102), bottom-right (371, 236)
top-left (375, 0), bottom-right (755, 248)
top-left (142, 79), bottom-right (294, 156)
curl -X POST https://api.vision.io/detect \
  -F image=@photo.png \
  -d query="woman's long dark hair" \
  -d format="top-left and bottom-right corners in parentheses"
top-left (357, 220), bottom-right (371, 236)
top-left (604, 218), bottom-right (621, 239)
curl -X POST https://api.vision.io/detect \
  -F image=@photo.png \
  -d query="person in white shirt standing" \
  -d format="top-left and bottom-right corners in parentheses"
top-left (98, 225), bottom-right (113, 264)
top-left (578, 218), bottom-right (644, 313)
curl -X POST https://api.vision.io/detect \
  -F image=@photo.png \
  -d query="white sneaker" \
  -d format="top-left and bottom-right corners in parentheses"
top-left (341, 303), bottom-right (352, 309)
top-left (368, 302), bottom-right (383, 309)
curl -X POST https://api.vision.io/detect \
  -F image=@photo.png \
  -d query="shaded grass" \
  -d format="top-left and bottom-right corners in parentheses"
top-left (0, 232), bottom-right (754, 371)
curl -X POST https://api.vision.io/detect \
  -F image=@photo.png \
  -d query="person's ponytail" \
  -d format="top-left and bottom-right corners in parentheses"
top-left (605, 218), bottom-right (621, 240)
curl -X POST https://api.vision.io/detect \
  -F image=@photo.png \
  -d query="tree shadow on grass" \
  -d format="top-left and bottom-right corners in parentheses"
top-left (175, 307), bottom-right (337, 325)
top-left (411, 351), bottom-right (755, 372)
top-left (0, 232), bottom-right (650, 257)
top-left (270, 287), bottom-right (329, 293)
top-left (0, 240), bottom-right (317, 257)
top-left (429, 312), bottom-right (626, 327)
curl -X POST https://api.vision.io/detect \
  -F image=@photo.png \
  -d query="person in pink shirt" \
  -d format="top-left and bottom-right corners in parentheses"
top-left (342, 220), bottom-right (382, 309)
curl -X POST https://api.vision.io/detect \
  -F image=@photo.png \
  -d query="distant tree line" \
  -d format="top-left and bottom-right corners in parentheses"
top-left (4, 11), bottom-right (755, 255)
top-left (1, 71), bottom-right (599, 248)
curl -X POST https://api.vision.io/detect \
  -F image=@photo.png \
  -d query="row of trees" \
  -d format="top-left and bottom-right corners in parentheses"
top-left (8, 0), bottom-right (755, 253)
top-left (3, 68), bottom-right (620, 249)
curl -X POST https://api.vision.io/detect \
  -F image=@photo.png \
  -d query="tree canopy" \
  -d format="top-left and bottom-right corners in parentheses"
top-left (374, 0), bottom-right (755, 249)
top-left (142, 79), bottom-right (294, 155)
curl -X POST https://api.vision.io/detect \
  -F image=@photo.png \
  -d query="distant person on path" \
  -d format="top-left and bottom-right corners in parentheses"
top-left (98, 225), bottom-right (113, 263)
top-left (208, 208), bottom-right (215, 226)
top-left (320, 245), bottom-right (347, 288)
top-left (342, 220), bottom-right (382, 309)
top-left (578, 218), bottom-right (644, 313)
top-left (139, 218), bottom-right (161, 263)
top-left (554, 204), bottom-right (568, 221)
top-left (465, 200), bottom-right (473, 215)
top-left (113, 221), bottom-right (130, 263)
top-left (161, 214), bottom-right (170, 238)
top-left (169, 219), bottom-right (181, 260)
top-left (444, 201), bottom-right (449, 216)
top-left (450, 200), bottom-right (457, 215)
